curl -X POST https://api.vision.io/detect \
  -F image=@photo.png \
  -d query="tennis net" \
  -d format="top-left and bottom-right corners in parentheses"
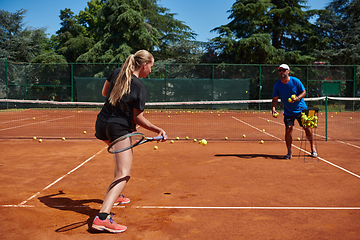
top-left (0, 97), bottom-right (358, 141)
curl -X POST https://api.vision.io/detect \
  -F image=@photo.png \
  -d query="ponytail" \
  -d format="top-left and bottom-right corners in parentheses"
top-left (108, 50), bottom-right (153, 106)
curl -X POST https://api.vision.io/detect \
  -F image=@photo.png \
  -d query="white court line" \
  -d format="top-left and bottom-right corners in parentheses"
top-left (258, 116), bottom-right (327, 140)
top-left (16, 146), bottom-right (107, 206)
top-left (0, 115), bottom-right (75, 132)
top-left (0, 115), bottom-right (48, 124)
top-left (136, 206), bottom-right (360, 210)
top-left (232, 116), bottom-right (360, 179)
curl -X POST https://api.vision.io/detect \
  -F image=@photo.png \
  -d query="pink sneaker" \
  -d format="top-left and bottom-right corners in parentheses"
top-left (114, 194), bottom-right (130, 206)
top-left (92, 213), bottom-right (127, 233)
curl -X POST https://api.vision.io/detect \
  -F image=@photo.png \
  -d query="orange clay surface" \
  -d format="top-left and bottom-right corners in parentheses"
top-left (1, 137), bottom-right (360, 239)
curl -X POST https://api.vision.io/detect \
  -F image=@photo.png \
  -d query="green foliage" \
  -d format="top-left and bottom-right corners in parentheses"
top-left (52, 8), bottom-right (94, 63)
top-left (0, 9), bottom-right (49, 62)
top-left (211, 0), bottom-right (321, 64)
top-left (315, 0), bottom-right (360, 64)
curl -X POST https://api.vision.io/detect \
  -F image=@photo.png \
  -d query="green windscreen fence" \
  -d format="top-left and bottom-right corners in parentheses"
top-left (75, 77), bottom-right (106, 102)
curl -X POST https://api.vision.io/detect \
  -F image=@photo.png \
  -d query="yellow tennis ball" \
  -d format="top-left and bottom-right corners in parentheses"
top-left (176, 137), bottom-right (179, 140)
top-left (62, 137), bottom-right (66, 141)
top-left (288, 98), bottom-right (292, 103)
top-left (83, 131), bottom-right (87, 134)
top-left (33, 136), bottom-right (37, 140)
top-left (291, 94), bottom-right (296, 100)
top-left (33, 117), bottom-right (35, 120)
top-left (297, 137), bottom-right (300, 141)
top-left (193, 139), bottom-right (197, 142)
top-left (262, 129), bottom-right (265, 132)
top-left (170, 140), bottom-right (174, 143)
top-left (39, 139), bottom-right (42, 143)
top-left (243, 134), bottom-right (246, 138)
top-left (225, 137), bottom-right (228, 140)
top-left (185, 136), bottom-right (189, 139)
top-left (274, 112), bottom-right (279, 118)
top-left (260, 140), bottom-right (264, 144)
top-left (154, 146), bottom-right (158, 150)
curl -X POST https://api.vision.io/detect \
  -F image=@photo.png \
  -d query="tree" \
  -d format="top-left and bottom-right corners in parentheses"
top-left (76, 0), bottom-right (197, 62)
top-left (211, 0), bottom-right (321, 64)
top-left (51, 8), bottom-right (94, 63)
top-left (315, 0), bottom-right (360, 65)
top-left (0, 9), bottom-right (49, 62)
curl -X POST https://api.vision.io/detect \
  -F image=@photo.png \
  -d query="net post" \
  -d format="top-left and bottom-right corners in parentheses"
top-left (325, 96), bottom-right (328, 141)
top-left (25, 62), bottom-right (27, 100)
top-left (71, 63), bottom-right (74, 102)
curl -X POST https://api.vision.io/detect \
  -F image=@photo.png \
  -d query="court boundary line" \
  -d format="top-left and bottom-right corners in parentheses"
top-left (15, 146), bottom-right (107, 207)
top-left (232, 116), bottom-right (360, 179)
top-left (136, 206), bottom-right (360, 210)
top-left (2, 205), bottom-right (359, 210)
top-left (0, 115), bottom-right (75, 132)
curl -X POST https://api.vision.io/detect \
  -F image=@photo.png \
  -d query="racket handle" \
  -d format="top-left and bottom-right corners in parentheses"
top-left (153, 135), bottom-right (167, 141)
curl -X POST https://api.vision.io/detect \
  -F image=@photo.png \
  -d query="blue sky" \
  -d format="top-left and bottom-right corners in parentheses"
top-left (1, 0), bottom-right (330, 42)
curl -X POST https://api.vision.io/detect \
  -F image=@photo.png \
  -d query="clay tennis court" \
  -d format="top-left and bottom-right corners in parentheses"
top-left (1, 108), bottom-right (360, 239)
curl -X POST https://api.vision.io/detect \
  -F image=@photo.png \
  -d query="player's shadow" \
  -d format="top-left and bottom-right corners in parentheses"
top-left (38, 191), bottom-right (108, 234)
top-left (215, 154), bottom-right (285, 160)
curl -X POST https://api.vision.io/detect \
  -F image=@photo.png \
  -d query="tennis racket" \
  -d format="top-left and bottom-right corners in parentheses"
top-left (108, 132), bottom-right (166, 154)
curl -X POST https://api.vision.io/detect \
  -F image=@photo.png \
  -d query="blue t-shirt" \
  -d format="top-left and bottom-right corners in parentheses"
top-left (272, 76), bottom-right (307, 116)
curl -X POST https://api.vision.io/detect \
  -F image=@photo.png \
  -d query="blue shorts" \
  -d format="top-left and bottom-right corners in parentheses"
top-left (284, 113), bottom-right (302, 127)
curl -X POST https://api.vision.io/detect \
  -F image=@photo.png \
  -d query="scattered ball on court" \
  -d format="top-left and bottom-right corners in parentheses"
top-left (33, 136), bottom-right (37, 140)
top-left (62, 137), bottom-right (66, 141)
top-left (83, 131), bottom-right (87, 134)
top-left (39, 139), bottom-right (42, 143)
top-left (243, 134), bottom-right (246, 138)
top-left (262, 129), bottom-right (265, 132)
top-left (193, 139), bottom-right (197, 142)
top-left (267, 120), bottom-right (270, 122)
top-left (185, 136), bottom-right (189, 139)
top-left (176, 137), bottom-right (179, 140)
top-left (200, 139), bottom-right (207, 146)
top-left (154, 146), bottom-right (158, 150)
top-left (350, 117), bottom-right (352, 119)
top-left (297, 137), bottom-right (300, 141)
top-left (260, 140), bottom-right (264, 144)
top-left (33, 117), bottom-right (35, 120)
top-left (225, 137), bottom-right (228, 140)
top-left (170, 140), bottom-right (174, 143)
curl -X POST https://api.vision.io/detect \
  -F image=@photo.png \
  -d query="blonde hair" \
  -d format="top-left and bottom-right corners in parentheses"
top-left (109, 50), bottom-right (153, 106)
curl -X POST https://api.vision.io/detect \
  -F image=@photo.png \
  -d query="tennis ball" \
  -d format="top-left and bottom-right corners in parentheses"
top-left (185, 136), bottom-right (189, 139)
top-left (154, 146), bottom-right (158, 150)
top-left (200, 139), bottom-right (207, 146)
top-left (170, 140), bottom-right (174, 143)
top-left (243, 134), bottom-right (246, 138)
top-left (33, 117), bottom-right (35, 120)
top-left (297, 137), bottom-right (301, 141)
top-left (83, 131), bottom-right (87, 134)
top-left (262, 129), bottom-right (265, 132)
top-left (260, 140), bottom-right (264, 144)
top-left (193, 139), bottom-right (197, 142)
top-left (225, 137), bottom-right (228, 140)
top-left (350, 117), bottom-right (352, 119)
top-left (33, 136), bottom-right (37, 140)
top-left (273, 112), bottom-right (279, 118)
top-left (288, 98), bottom-right (292, 103)
top-left (291, 94), bottom-right (296, 100)
top-left (39, 139), bottom-right (42, 143)
top-left (62, 137), bottom-right (66, 141)
top-left (267, 120), bottom-right (270, 122)
top-left (176, 137), bottom-right (179, 140)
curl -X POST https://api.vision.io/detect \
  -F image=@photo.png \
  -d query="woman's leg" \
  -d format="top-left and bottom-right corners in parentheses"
top-left (100, 138), bottom-right (133, 213)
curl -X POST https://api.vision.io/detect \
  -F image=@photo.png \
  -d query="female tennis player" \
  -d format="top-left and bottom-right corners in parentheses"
top-left (92, 50), bottom-right (167, 233)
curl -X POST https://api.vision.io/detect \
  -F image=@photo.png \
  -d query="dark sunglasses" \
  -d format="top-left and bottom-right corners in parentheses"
top-left (278, 69), bottom-right (287, 72)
